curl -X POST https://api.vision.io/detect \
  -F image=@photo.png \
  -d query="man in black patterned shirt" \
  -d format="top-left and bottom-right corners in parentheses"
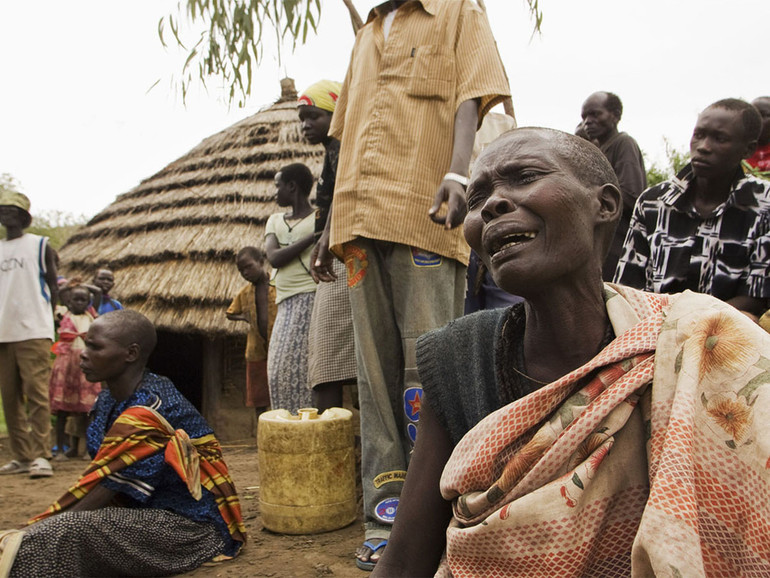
top-left (614, 98), bottom-right (770, 320)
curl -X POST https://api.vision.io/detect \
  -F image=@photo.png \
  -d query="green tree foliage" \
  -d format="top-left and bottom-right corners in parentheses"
top-left (646, 139), bottom-right (689, 188)
top-left (0, 173), bottom-right (87, 249)
top-left (160, 0), bottom-right (322, 105)
top-left (161, 0), bottom-right (543, 105)
top-left (0, 172), bottom-right (23, 197)
top-left (26, 210), bottom-right (88, 250)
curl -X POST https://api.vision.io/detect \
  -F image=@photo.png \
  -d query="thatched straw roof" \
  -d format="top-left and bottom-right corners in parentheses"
top-left (59, 79), bottom-right (324, 336)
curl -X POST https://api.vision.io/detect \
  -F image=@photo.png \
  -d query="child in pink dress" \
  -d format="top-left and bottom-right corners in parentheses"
top-left (49, 285), bottom-right (99, 459)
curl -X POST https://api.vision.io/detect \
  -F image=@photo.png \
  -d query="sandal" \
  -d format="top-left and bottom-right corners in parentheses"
top-left (0, 460), bottom-right (30, 475)
top-left (29, 457), bottom-right (53, 478)
top-left (355, 539), bottom-right (387, 572)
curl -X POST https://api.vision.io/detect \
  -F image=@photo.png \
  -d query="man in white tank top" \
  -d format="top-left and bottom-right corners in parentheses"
top-left (0, 191), bottom-right (58, 478)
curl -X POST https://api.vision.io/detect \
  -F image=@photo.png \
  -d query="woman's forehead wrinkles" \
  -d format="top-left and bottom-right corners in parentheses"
top-left (477, 156), bottom-right (552, 182)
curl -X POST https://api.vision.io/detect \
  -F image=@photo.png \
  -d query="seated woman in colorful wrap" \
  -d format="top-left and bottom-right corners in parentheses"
top-left (374, 128), bottom-right (770, 577)
top-left (0, 309), bottom-right (246, 577)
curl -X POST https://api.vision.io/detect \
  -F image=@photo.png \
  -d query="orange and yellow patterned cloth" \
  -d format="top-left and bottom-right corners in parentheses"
top-left (439, 284), bottom-right (770, 576)
top-left (29, 405), bottom-right (246, 550)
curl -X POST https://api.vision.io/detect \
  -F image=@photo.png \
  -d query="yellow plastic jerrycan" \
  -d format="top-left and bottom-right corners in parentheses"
top-left (258, 407), bottom-right (357, 534)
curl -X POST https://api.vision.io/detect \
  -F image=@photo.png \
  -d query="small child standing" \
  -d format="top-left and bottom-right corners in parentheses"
top-left (227, 246), bottom-right (276, 417)
top-left (91, 268), bottom-right (123, 314)
top-left (48, 284), bottom-right (99, 459)
top-left (265, 163), bottom-right (317, 413)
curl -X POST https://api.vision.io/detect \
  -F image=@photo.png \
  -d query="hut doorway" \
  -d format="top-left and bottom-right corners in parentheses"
top-left (148, 330), bottom-right (204, 409)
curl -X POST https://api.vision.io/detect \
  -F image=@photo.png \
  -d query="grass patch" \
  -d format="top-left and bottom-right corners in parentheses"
top-left (0, 402), bottom-right (6, 436)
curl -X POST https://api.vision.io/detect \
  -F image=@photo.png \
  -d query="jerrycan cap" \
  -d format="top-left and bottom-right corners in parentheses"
top-left (299, 408), bottom-right (318, 420)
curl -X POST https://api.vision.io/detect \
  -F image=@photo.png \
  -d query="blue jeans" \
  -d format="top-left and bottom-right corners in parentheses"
top-left (344, 238), bottom-right (465, 538)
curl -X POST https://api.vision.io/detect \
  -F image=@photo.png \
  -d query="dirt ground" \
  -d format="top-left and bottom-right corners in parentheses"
top-left (0, 437), bottom-right (367, 578)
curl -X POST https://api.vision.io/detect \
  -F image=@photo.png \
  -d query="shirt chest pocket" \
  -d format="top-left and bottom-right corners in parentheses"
top-left (407, 45), bottom-right (454, 101)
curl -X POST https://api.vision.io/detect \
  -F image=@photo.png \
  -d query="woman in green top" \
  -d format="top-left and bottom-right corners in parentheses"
top-left (264, 163), bottom-right (317, 413)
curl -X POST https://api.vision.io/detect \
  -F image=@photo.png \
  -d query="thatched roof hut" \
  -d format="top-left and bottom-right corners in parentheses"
top-left (60, 78), bottom-right (322, 333)
top-left (58, 79), bottom-right (324, 439)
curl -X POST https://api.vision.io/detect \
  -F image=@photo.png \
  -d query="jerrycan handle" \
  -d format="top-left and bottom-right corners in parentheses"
top-left (298, 408), bottom-right (319, 420)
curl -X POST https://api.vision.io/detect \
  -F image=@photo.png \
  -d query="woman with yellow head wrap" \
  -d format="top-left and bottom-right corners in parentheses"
top-left (298, 79), bottom-right (341, 114)
top-left (297, 80), bottom-right (357, 415)
top-left (297, 80), bottom-right (341, 147)
top-left (296, 79), bottom-right (342, 235)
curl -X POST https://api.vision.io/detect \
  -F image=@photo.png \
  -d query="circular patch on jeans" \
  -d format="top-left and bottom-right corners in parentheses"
top-left (374, 497), bottom-right (399, 524)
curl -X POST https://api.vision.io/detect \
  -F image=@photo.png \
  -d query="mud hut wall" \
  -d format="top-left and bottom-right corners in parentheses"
top-left (217, 334), bottom-right (258, 440)
top-left (199, 335), bottom-right (258, 441)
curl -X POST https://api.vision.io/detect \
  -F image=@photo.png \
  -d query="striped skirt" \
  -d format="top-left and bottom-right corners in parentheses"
top-left (267, 291), bottom-right (315, 414)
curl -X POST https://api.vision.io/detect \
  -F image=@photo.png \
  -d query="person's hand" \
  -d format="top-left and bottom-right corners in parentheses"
top-left (429, 179), bottom-right (467, 229)
top-left (310, 229), bottom-right (338, 283)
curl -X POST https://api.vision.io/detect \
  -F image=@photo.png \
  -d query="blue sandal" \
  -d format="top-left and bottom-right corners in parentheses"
top-left (355, 539), bottom-right (387, 571)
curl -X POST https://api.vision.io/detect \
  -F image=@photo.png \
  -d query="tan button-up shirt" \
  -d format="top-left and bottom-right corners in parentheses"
top-left (329, 0), bottom-right (511, 264)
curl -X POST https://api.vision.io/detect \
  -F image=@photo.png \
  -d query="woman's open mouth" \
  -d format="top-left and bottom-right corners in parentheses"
top-left (489, 231), bottom-right (537, 256)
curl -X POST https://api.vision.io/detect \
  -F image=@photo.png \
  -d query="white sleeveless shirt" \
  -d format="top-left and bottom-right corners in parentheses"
top-left (0, 233), bottom-right (55, 342)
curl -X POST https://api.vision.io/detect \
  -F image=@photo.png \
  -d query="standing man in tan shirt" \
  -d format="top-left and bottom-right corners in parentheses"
top-left (311, 0), bottom-right (510, 569)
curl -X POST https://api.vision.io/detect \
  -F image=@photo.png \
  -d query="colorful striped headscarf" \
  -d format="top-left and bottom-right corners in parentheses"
top-left (298, 80), bottom-right (342, 113)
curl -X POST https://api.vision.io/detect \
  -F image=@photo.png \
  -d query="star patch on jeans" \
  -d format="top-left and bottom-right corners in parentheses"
top-left (403, 387), bottom-right (422, 422)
